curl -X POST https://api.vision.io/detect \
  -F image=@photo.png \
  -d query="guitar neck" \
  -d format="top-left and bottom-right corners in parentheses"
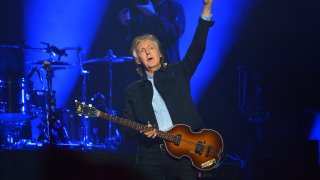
top-left (98, 111), bottom-right (175, 142)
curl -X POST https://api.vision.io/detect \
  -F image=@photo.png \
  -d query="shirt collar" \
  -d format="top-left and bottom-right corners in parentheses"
top-left (140, 65), bottom-right (168, 81)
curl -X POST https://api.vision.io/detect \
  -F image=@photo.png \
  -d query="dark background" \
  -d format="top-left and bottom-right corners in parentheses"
top-left (1, 0), bottom-right (320, 179)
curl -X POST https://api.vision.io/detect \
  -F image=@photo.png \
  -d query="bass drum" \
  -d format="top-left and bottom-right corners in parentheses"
top-left (0, 77), bottom-right (34, 123)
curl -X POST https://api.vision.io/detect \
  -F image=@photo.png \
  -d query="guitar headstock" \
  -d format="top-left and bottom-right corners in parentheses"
top-left (75, 100), bottom-right (99, 118)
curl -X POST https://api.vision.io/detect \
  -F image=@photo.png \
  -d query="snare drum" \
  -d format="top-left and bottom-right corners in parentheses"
top-left (0, 77), bottom-right (33, 122)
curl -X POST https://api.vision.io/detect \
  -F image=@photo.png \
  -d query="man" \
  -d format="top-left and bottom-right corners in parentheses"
top-left (119, 0), bottom-right (185, 63)
top-left (123, 0), bottom-right (214, 179)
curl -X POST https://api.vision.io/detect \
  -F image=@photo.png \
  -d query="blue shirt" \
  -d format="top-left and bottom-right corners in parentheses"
top-left (201, 14), bottom-right (213, 21)
top-left (147, 75), bottom-right (173, 131)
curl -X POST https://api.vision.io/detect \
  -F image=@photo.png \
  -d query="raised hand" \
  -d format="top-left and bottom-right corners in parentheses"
top-left (203, 0), bottom-right (213, 7)
top-left (202, 0), bottom-right (213, 16)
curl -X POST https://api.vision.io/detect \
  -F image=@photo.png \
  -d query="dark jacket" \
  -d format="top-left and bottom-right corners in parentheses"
top-left (123, 18), bottom-right (214, 147)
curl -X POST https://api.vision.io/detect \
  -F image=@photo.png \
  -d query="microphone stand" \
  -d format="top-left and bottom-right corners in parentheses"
top-left (43, 61), bottom-right (57, 145)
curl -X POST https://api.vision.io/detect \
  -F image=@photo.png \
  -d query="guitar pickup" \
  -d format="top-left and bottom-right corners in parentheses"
top-left (174, 134), bottom-right (181, 146)
top-left (205, 145), bottom-right (212, 157)
top-left (195, 141), bottom-right (205, 155)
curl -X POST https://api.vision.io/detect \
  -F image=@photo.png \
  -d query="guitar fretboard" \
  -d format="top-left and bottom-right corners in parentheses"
top-left (98, 111), bottom-right (175, 142)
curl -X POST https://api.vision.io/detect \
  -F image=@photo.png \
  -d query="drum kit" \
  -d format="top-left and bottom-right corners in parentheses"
top-left (0, 43), bottom-right (132, 150)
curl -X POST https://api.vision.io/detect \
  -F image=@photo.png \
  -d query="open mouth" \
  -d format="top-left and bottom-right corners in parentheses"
top-left (148, 57), bottom-right (153, 61)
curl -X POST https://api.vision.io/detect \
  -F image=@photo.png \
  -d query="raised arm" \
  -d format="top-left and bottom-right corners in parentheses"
top-left (180, 0), bottom-right (214, 78)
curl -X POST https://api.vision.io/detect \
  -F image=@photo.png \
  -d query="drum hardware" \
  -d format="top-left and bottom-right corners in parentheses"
top-left (51, 119), bottom-right (70, 143)
top-left (0, 44), bottom-right (22, 49)
top-left (82, 55), bottom-right (133, 64)
top-left (0, 77), bottom-right (35, 122)
top-left (77, 47), bottom-right (91, 146)
top-left (79, 50), bottom-right (127, 150)
top-left (27, 66), bottom-right (42, 82)
top-left (41, 42), bottom-right (68, 61)
top-left (27, 61), bottom-right (74, 72)
top-left (27, 43), bottom-right (80, 145)
top-left (0, 118), bottom-right (30, 149)
top-left (1, 43), bottom-right (80, 149)
top-left (87, 92), bottom-right (110, 147)
top-left (24, 43), bottom-right (78, 76)
top-left (39, 61), bottom-right (69, 144)
top-left (1, 44), bottom-right (127, 149)
top-left (26, 60), bottom-right (68, 145)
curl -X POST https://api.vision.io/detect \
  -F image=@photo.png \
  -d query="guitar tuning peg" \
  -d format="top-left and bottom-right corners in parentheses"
top-left (78, 114), bottom-right (82, 117)
top-left (89, 104), bottom-right (92, 107)
top-left (74, 100), bottom-right (78, 102)
top-left (85, 116), bottom-right (89, 118)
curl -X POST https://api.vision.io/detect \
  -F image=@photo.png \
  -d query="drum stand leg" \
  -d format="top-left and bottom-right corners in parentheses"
top-left (79, 66), bottom-right (92, 146)
top-left (104, 50), bottom-right (123, 150)
top-left (40, 62), bottom-right (56, 145)
top-left (78, 50), bottom-right (123, 150)
top-left (37, 62), bottom-right (71, 145)
top-left (40, 61), bottom-right (67, 145)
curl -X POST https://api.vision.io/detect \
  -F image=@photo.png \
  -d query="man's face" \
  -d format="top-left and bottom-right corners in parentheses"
top-left (136, 39), bottom-right (161, 73)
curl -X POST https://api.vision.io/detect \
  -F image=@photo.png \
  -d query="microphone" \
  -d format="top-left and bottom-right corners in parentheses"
top-left (27, 67), bottom-right (38, 79)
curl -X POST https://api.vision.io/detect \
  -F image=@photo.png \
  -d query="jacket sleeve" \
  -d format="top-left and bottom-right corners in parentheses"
top-left (180, 18), bottom-right (214, 79)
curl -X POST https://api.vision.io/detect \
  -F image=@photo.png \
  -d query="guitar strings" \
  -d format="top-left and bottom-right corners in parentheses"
top-left (99, 112), bottom-right (221, 156)
top-left (79, 106), bottom-right (222, 158)
top-left (172, 138), bottom-right (222, 157)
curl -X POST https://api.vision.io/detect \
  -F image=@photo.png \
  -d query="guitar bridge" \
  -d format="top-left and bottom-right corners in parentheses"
top-left (201, 158), bottom-right (216, 168)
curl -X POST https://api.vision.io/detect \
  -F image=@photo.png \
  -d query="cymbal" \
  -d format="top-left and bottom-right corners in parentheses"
top-left (82, 56), bottom-right (133, 64)
top-left (26, 61), bottom-right (74, 70)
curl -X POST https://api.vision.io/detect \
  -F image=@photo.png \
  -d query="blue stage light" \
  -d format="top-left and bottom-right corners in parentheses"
top-left (310, 114), bottom-right (320, 141)
top-left (23, 0), bottom-right (111, 108)
top-left (178, 0), bottom-right (258, 103)
top-left (309, 113), bottom-right (320, 165)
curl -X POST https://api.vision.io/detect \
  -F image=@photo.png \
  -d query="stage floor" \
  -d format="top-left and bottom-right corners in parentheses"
top-left (0, 139), bottom-right (139, 180)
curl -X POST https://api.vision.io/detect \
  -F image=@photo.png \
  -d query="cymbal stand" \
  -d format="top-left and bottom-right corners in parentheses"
top-left (78, 49), bottom-right (91, 146)
top-left (104, 50), bottom-right (122, 150)
top-left (107, 50), bottom-right (116, 115)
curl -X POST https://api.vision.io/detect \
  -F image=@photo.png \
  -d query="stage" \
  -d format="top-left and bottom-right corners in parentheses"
top-left (1, 139), bottom-right (319, 180)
